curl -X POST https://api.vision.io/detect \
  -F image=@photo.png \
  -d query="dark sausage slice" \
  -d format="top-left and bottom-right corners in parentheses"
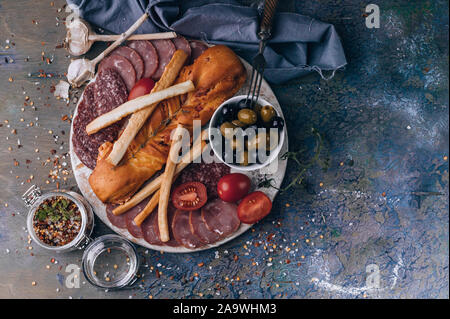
top-left (189, 210), bottom-right (220, 244)
top-left (151, 39), bottom-right (176, 80)
top-left (171, 37), bottom-right (191, 60)
top-left (128, 40), bottom-right (159, 78)
top-left (142, 209), bottom-right (163, 245)
top-left (111, 46), bottom-right (144, 80)
top-left (189, 40), bottom-right (208, 64)
top-left (172, 210), bottom-right (204, 249)
top-left (72, 70), bottom-right (127, 170)
top-left (201, 199), bottom-right (240, 238)
top-left (98, 55), bottom-right (136, 92)
top-left (106, 204), bottom-right (127, 229)
top-left (178, 162), bottom-right (230, 199)
top-left (124, 198), bottom-right (150, 239)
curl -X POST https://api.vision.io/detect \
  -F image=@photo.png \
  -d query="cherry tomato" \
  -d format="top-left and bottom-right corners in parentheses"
top-left (128, 78), bottom-right (155, 101)
top-left (172, 182), bottom-right (207, 211)
top-left (217, 173), bottom-right (251, 202)
top-left (237, 191), bottom-right (272, 224)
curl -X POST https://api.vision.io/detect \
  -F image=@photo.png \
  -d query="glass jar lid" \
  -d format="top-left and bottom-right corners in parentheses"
top-left (82, 234), bottom-right (139, 289)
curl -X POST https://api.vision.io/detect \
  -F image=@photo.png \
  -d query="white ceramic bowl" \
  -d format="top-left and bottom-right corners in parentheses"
top-left (209, 95), bottom-right (285, 172)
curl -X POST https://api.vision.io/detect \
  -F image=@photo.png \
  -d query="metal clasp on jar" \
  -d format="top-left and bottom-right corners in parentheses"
top-left (22, 185), bottom-right (42, 207)
top-left (75, 234), bottom-right (93, 250)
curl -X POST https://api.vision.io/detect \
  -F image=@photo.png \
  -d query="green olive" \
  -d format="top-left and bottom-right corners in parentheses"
top-left (260, 105), bottom-right (276, 123)
top-left (242, 151), bottom-right (249, 166)
top-left (230, 137), bottom-right (244, 150)
top-left (237, 109), bottom-right (257, 125)
top-left (246, 134), bottom-right (266, 151)
top-left (220, 122), bottom-right (234, 137)
top-left (265, 132), bottom-right (278, 151)
top-left (231, 119), bottom-right (245, 128)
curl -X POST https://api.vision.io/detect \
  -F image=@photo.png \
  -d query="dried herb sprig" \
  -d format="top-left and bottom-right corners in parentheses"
top-left (259, 128), bottom-right (329, 193)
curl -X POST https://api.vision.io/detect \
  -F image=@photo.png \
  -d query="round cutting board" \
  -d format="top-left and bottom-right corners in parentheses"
top-left (70, 57), bottom-right (288, 253)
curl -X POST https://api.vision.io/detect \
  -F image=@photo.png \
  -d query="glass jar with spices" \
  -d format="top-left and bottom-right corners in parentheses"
top-left (23, 185), bottom-right (140, 289)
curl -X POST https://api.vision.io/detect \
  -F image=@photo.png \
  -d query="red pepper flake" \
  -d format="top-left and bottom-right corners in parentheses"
top-left (285, 259), bottom-right (291, 264)
top-left (382, 192), bottom-right (386, 197)
top-left (233, 255), bottom-right (239, 262)
top-left (61, 115), bottom-right (68, 121)
top-left (197, 262), bottom-right (204, 267)
top-left (267, 233), bottom-right (275, 241)
top-left (155, 269), bottom-right (160, 278)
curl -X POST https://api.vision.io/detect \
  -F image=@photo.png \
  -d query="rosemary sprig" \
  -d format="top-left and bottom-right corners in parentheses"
top-left (259, 128), bottom-right (328, 193)
top-left (129, 105), bottom-right (184, 160)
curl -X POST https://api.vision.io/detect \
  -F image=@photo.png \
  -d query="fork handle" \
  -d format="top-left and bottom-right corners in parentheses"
top-left (259, 0), bottom-right (279, 40)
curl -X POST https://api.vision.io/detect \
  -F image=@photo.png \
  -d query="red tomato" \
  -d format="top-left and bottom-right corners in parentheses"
top-left (237, 191), bottom-right (272, 224)
top-left (128, 78), bottom-right (155, 100)
top-left (217, 173), bottom-right (251, 202)
top-left (172, 182), bottom-right (207, 211)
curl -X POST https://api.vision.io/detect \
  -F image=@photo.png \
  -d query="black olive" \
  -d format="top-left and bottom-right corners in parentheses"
top-left (270, 116), bottom-right (285, 131)
top-left (236, 98), bottom-right (252, 111)
top-left (220, 104), bottom-right (236, 121)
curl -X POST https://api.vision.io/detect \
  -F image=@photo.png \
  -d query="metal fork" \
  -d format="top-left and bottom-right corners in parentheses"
top-left (245, 0), bottom-right (279, 110)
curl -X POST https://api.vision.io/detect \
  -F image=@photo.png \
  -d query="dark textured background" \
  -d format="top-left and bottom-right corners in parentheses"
top-left (0, 0), bottom-right (448, 298)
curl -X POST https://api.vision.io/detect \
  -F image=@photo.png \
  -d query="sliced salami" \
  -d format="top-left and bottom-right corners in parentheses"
top-left (177, 162), bottom-right (230, 199)
top-left (172, 210), bottom-right (204, 249)
top-left (124, 198), bottom-right (150, 238)
top-left (189, 40), bottom-right (208, 64)
top-left (151, 39), bottom-right (176, 80)
top-left (189, 210), bottom-right (220, 244)
top-left (201, 199), bottom-right (240, 238)
top-left (111, 46), bottom-right (144, 80)
top-left (171, 36), bottom-right (191, 60)
top-left (72, 70), bottom-right (127, 169)
top-left (106, 204), bottom-right (127, 229)
top-left (142, 210), bottom-right (163, 245)
top-left (98, 55), bottom-right (136, 92)
top-left (128, 40), bottom-right (159, 78)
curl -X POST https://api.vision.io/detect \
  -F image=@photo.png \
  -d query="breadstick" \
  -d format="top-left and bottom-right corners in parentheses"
top-left (133, 189), bottom-right (160, 227)
top-left (86, 81), bottom-right (194, 135)
top-left (107, 50), bottom-right (188, 166)
top-left (158, 124), bottom-right (185, 242)
top-left (112, 130), bottom-right (207, 216)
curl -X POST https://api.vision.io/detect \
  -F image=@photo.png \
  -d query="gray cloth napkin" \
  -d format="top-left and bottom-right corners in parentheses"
top-left (66, 0), bottom-right (347, 84)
